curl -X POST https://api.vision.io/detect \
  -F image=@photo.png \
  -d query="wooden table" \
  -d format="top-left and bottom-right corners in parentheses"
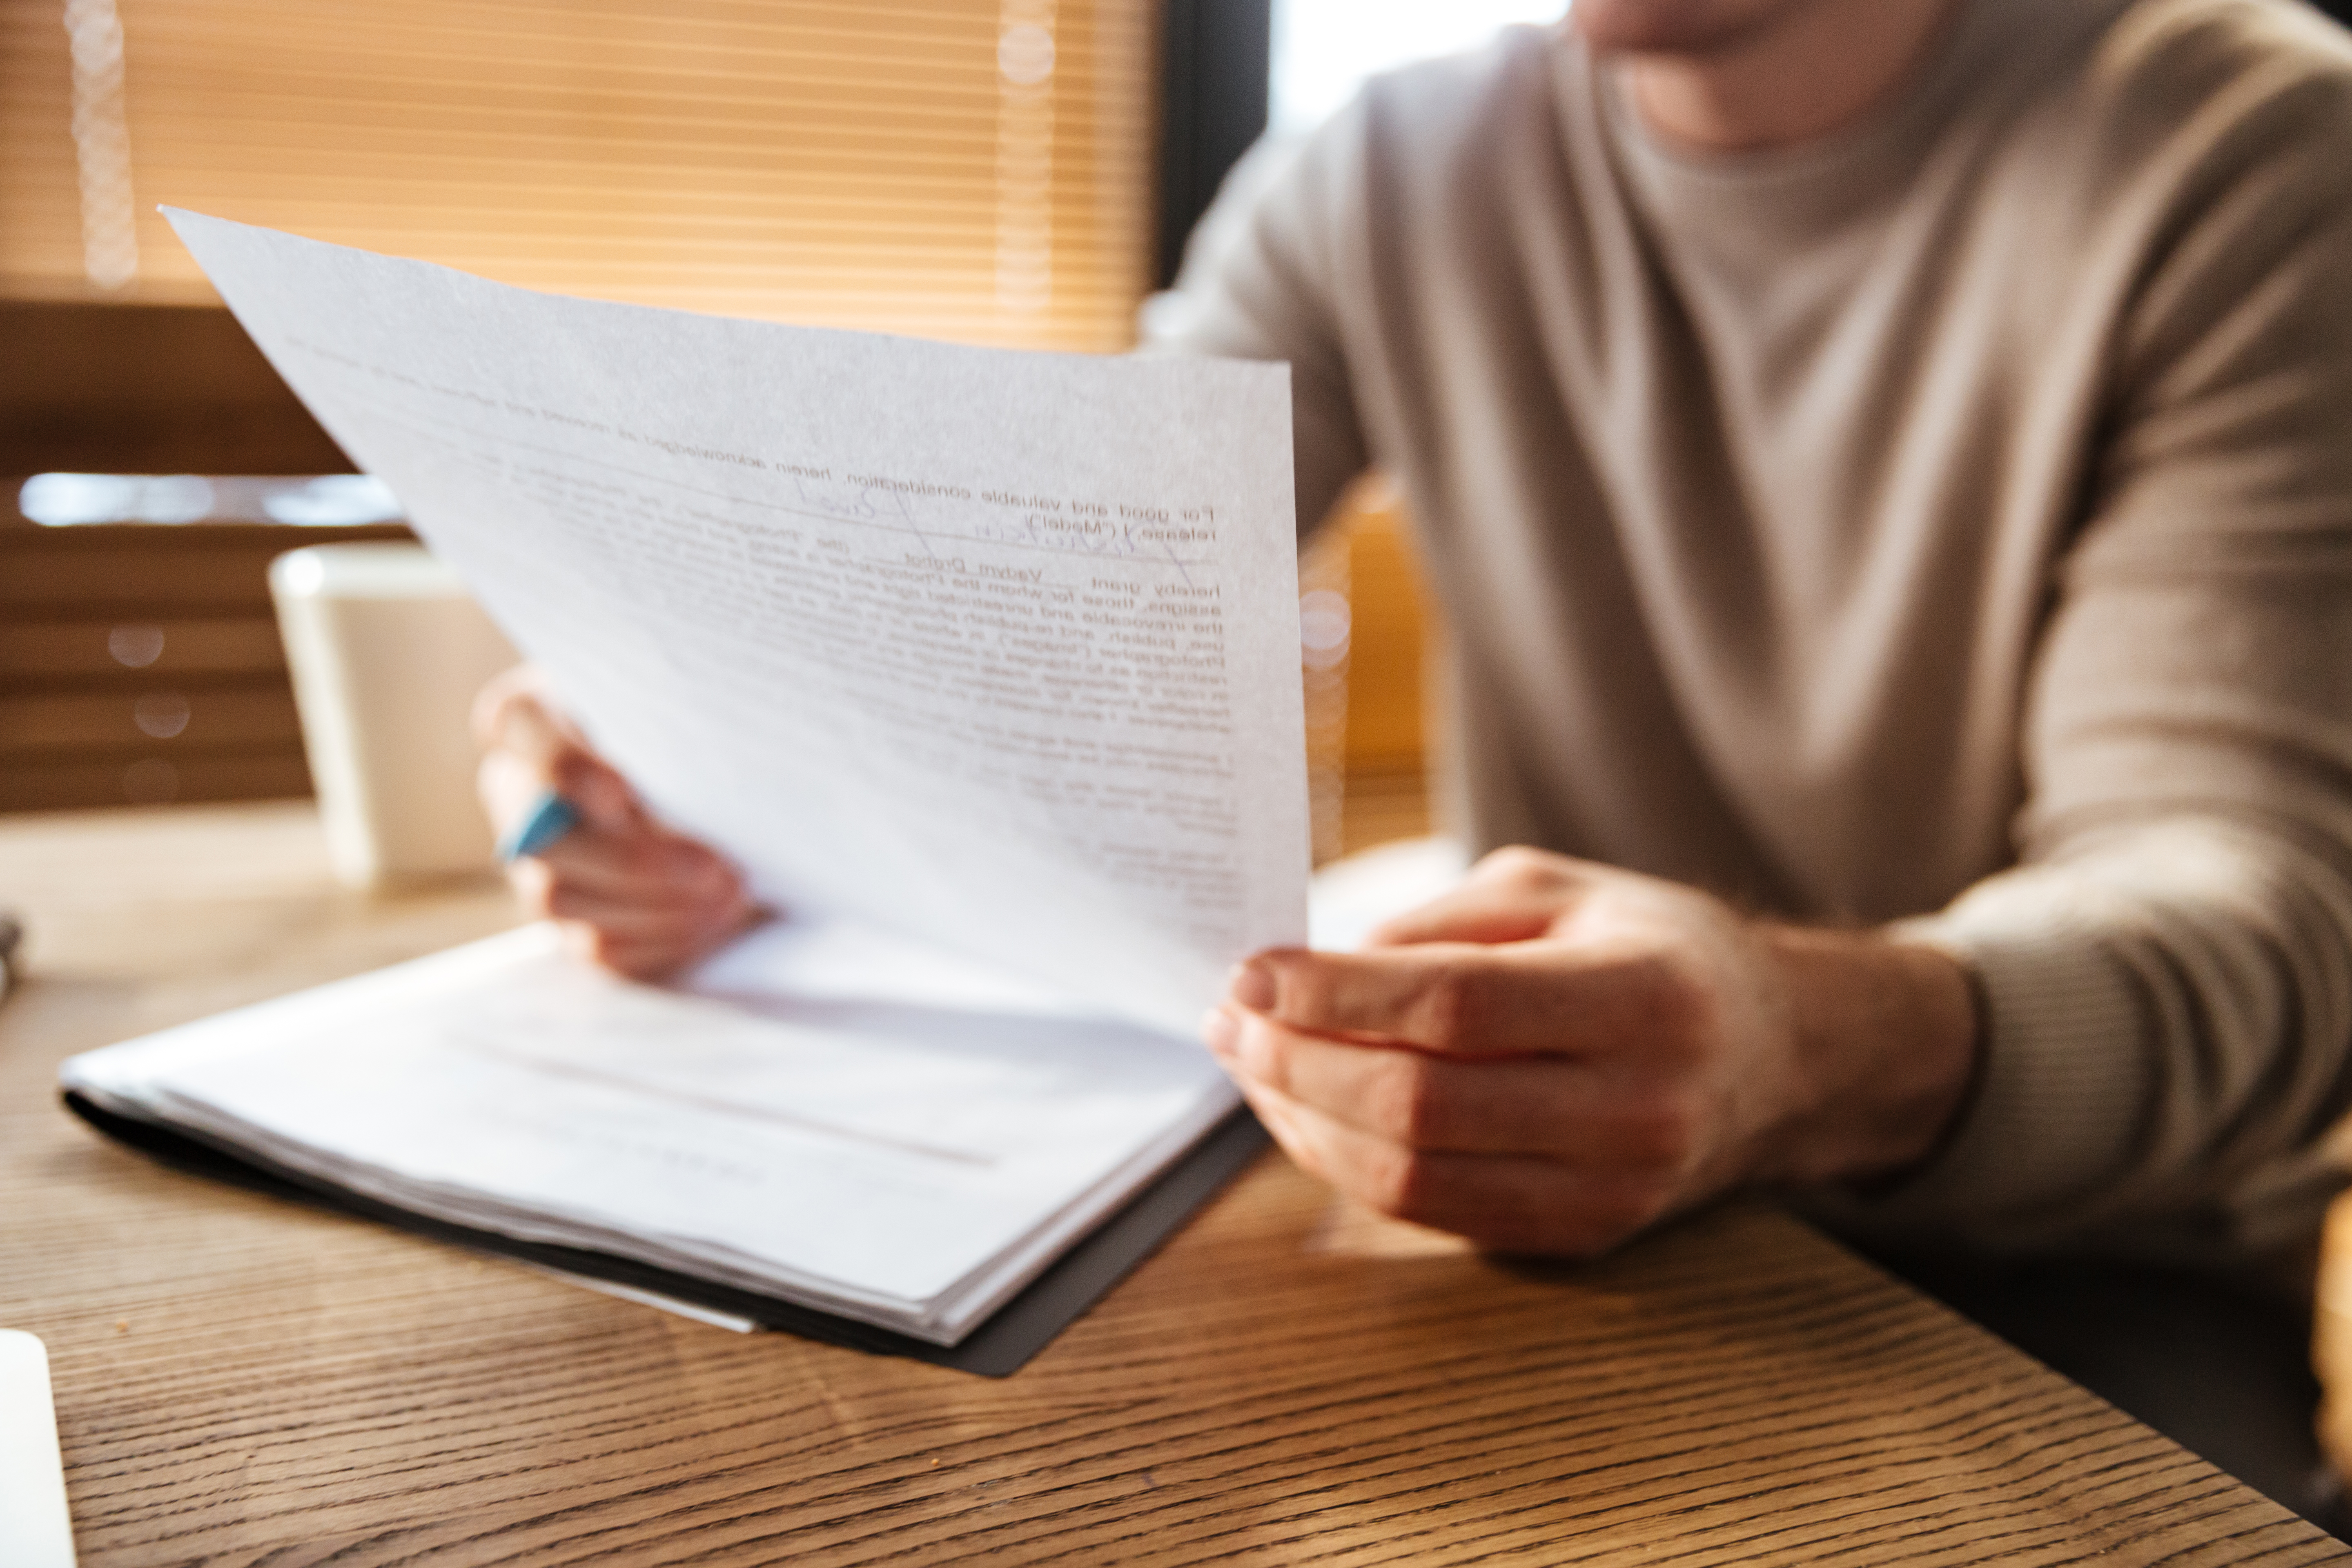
top-left (3, 802), bottom-right (2344, 1566)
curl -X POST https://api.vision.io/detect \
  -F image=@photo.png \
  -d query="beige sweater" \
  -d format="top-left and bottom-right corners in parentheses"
top-left (1154, 0), bottom-right (2352, 1272)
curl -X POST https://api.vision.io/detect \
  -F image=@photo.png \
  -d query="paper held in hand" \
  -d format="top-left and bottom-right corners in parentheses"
top-left (60, 211), bottom-right (1308, 1361)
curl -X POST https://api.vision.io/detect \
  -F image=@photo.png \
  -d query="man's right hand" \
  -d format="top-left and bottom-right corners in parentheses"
top-left (472, 665), bottom-right (759, 979)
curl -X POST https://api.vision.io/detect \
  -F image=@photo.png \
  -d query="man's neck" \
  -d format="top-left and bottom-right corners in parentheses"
top-left (1620, 0), bottom-right (1964, 154)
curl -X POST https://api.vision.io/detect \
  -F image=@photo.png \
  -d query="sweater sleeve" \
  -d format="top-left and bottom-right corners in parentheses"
top-left (1820, 35), bottom-right (2352, 1267)
top-left (1140, 129), bottom-right (1372, 542)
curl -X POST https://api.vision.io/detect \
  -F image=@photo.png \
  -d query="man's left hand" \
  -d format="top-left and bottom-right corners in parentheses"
top-left (1204, 846), bottom-right (1978, 1255)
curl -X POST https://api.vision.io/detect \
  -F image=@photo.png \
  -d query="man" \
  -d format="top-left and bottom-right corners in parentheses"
top-left (481, 0), bottom-right (2352, 1504)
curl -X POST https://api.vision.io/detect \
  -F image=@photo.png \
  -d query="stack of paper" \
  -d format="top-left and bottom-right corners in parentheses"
top-left (67, 919), bottom-right (1244, 1344)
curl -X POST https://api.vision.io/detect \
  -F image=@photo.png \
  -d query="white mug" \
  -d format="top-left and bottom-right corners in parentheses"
top-left (269, 543), bottom-right (519, 889)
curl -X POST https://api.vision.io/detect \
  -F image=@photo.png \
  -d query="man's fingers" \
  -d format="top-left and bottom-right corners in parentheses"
top-left (479, 747), bottom-right (633, 844)
top-left (545, 753), bottom-right (644, 833)
top-left (1233, 945), bottom-right (1499, 1051)
top-left (1211, 1000), bottom-right (1550, 1146)
top-left (477, 748), bottom-right (550, 837)
top-left (1365, 847), bottom-right (1619, 947)
top-left (1365, 884), bottom-right (1566, 948)
top-left (1231, 942), bottom-right (1687, 1060)
top-left (534, 872), bottom-right (750, 937)
top-left (507, 832), bottom-right (754, 935)
top-left (473, 666), bottom-right (641, 832)
top-left (518, 852), bottom-right (759, 973)
top-left (473, 665), bottom-right (575, 760)
top-left (552, 920), bottom-right (748, 982)
top-left (474, 664), bottom-right (758, 980)
top-left (1209, 1007), bottom-right (1689, 1168)
top-left (530, 828), bottom-right (742, 905)
top-left (1229, 1074), bottom-right (1327, 1180)
top-left (1230, 1074), bottom-right (1667, 1256)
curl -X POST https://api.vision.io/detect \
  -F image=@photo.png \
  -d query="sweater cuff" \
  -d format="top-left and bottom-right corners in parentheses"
top-left (1823, 897), bottom-right (2152, 1238)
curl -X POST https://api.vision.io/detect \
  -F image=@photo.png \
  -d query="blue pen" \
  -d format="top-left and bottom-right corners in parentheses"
top-left (499, 788), bottom-right (583, 862)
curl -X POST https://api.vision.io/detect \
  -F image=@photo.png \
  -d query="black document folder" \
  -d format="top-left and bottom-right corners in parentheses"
top-left (64, 1091), bottom-right (1266, 1377)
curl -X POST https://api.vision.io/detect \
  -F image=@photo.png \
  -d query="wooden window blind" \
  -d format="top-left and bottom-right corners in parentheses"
top-left (0, 0), bottom-right (1156, 350)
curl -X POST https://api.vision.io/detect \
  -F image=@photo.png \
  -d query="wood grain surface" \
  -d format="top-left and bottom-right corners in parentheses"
top-left (2, 802), bottom-right (2345, 1566)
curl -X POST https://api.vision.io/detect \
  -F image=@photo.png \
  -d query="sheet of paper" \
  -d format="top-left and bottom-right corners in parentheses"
top-left (63, 925), bottom-right (1238, 1342)
top-left (164, 209), bottom-right (1307, 1036)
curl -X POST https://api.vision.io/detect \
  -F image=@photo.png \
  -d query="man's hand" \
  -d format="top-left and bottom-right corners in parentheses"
top-left (1204, 847), bottom-right (1978, 1256)
top-left (473, 666), bottom-right (759, 978)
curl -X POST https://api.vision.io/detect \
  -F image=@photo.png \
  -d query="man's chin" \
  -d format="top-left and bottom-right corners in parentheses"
top-left (1569, 0), bottom-right (1795, 56)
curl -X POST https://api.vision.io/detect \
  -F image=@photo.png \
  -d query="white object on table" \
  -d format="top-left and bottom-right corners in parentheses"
top-left (0, 1330), bottom-right (76, 1568)
top-left (270, 542), bottom-right (520, 890)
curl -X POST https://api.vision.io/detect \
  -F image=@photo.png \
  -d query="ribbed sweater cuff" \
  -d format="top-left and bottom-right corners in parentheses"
top-left (1842, 911), bottom-right (2150, 1232)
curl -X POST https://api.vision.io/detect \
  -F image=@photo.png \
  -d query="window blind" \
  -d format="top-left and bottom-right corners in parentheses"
top-left (0, 0), bottom-right (1155, 350)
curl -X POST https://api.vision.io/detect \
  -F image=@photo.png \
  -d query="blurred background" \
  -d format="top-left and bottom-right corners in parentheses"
top-left (0, 0), bottom-right (1561, 855)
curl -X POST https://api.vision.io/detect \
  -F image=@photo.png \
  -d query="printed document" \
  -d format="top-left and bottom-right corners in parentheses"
top-left (164, 208), bottom-right (1307, 1035)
